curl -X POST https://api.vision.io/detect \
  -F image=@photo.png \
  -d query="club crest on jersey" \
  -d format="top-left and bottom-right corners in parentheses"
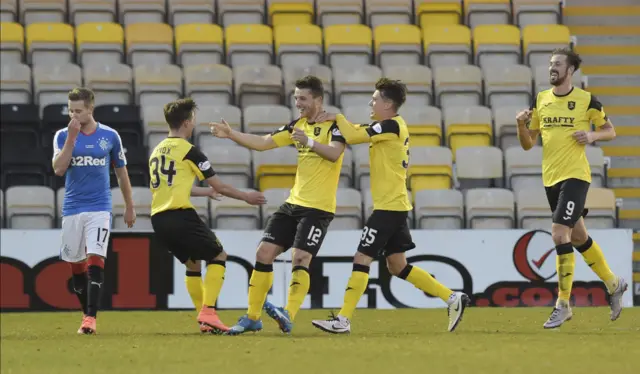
top-left (98, 137), bottom-right (110, 151)
top-left (567, 101), bottom-right (576, 110)
top-left (313, 127), bottom-right (321, 136)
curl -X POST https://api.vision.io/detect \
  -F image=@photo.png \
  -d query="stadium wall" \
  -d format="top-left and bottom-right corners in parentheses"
top-left (0, 229), bottom-right (636, 311)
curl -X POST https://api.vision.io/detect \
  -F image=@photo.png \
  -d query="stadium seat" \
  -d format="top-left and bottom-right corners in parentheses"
top-left (316, 0), bottom-right (363, 27)
top-left (483, 64), bottom-right (533, 108)
top-left (0, 146), bottom-right (49, 189)
top-left (402, 106), bottom-right (442, 147)
top-left (168, 0), bottom-right (215, 26)
top-left (110, 146), bottom-right (148, 187)
top-left (196, 105), bottom-right (242, 145)
top-left (383, 65), bottom-right (432, 106)
top-left (456, 146), bottom-right (504, 189)
top-left (0, 63), bottom-right (31, 104)
top-left (261, 188), bottom-right (291, 225)
top-left (515, 187), bottom-right (551, 229)
top-left (324, 24), bottom-right (372, 69)
top-left (1, 0), bottom-right (17, 22)
top-left (522, 24), bottom-right (571, 68)
top-left (283, 65), bottom-right (333, 107)
top-left (274, 24), bottom-right (323, 69)
top-left (225, 24), bottom-right (273, 67)
top-left (0, 103), bottom-right (40, 150)
top-left (352, 144), bottom-right (370, 190)
top-left (0, 21), bottom-right (24, 64)
top-left (203, 144), bottom-right (252, 189)
top-left (20, 0), bottom-right (66, 25)
top-left (175, 23), bottom-right (223, 67)
top-left (267, 0), bottom-right (314, 27)
top-left (422, 24), bottom-right (471, 68)
top-left (512, 0), bottom-right (561, 27)
top-left (83, 63), bottom-right (133, 106)
top-left (407, 146), bottom-right (453, 196)
top-left (534, 65), bottom-right (583, 93)
top-left (332, 188), bottom-right (363, 230)
top-left (504, 146), bottom-right (543, 192)
top-left (217, 0), bottom-right (264, 26)
top-left (339, 146), bottom-right (353, 187)
top-left (244, 105), bottom-right (292, 135)
top-left (585, 188), bottom-right (617, 229)
top-left (373, 24), bottom-right (421, 70)
top-left (343, 106), bottom-right (372, 127)
top-left (253, 147), bottom-right (298, 191)
top-left (233, 65), bottom-right (283, 108)
top-left (26, 22), bottom-right (74, 66)
top-left (118, 0), bottom-right (166, 26)
top-left (70, 0), bottom-right (117, 25)
top-left (184, 64), bottom-right (232, 106)
top-left (41, 104), bottom-right (70, 153)
top-left (125, 23), bottom-right (174, 66)
top-left (366, 0), bottom-right (412, 27)
top-left (76, 22), bottom-right (124, 66)
top-left (433, 64), bottom-right (482, 108)
top-left (142, 104), bottom-right (169, 147)
top-left (585, 146), bottom-right (606, 187)
top-left (465, 188), bottom-right (515, 229)
top-left (444, 105), bottom-right (493, 158)
top-left (362, 189), bottom-right (414, 227)
top-left (493, 106), bottom-right (523, 150)
top-left (414, 189), bottom-right (464, 229)
top-left (333, 65), bottom-right (382, 108)
top-left (473, 25), bottom-right (521, 68)
top-left (93, 104), bottom-right (142, 143)
top-left (5, 185), bottom-right (55, 229)
top-left (33, 63), bottom-right (82, 113)
top-left (290, 105), bottom-right (341, 122)
top-left (133, 64), bottom-right (183, 108)
top-left (464, 0), bottom-right (512, 28)
top-left (210, 188), bottom-right (262, 229)
top-left (414, 0), bottom-right (461, 27)
top-left (112, 187), bottom-right (152, 229)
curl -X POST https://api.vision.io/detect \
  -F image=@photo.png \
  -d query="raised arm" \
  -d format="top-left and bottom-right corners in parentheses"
top-left (334, 114), bottom-right (372, 145)
top-left (210, 119), bottom-right (288, 151)
top-left (52, 120), bottom-right (81, 176)
top-left (516, 96), bottom-right (540, 151)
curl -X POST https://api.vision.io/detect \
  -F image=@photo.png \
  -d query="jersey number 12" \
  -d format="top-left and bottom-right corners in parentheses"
top-left (150, 155), bottom-right (177, 188)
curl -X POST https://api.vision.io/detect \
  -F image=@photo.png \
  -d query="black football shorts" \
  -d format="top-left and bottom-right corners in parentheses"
top-left (545, 178), bottom-right (590, 228)
top-left (357, 210), bottom-right (416, 258)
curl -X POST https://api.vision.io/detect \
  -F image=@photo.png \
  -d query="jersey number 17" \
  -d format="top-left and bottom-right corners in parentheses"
top-left (150, 155), bottom-right (177, 188)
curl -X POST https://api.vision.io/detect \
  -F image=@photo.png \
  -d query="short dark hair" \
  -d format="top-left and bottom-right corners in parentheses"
top-left (163, 98), bottom-right (197, 130)
top-left (551, 47), bottom-right (582, 71)
top-left (295, 75), bottom-right (324, 98)
top-left (68, 87), bottom-right (95, 107)
top-left (375, 78), bottom-right (407, 110)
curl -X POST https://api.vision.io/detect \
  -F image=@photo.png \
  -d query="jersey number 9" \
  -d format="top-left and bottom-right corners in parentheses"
top-left (150, 155), bottom-right (177, 188)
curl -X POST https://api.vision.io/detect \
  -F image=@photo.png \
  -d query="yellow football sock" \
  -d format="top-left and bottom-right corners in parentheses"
top-left (202, 262), bottom-right (226, 307)
top-left (576, 237), bottom-right (617, 293)
top-left (247, 262), bottom-right (274, 320)
top-left (404, 265), bottom-right (452, 302)
top-left (338, 265), bottom-right (370, 320)
top-left (556, 243), bottom-right (575, 304)
top-left (185, 271), bottom-right (204, 312)
top-left (285, 266), bottom-right (310, 321)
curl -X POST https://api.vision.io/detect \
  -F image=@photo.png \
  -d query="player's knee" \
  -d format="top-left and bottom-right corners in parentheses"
top-left (292, 249), bottom-right (312, 267)
top-left (551, 224), bottom-right (571, 245)
top-left (353, 251), bottom-right (374, 267)
top-left (386, 255), bottom-right (407, 277)
top-left (571, 229), bottom-right (589, 247)
top-left (213, 250), bottom-right (227, 262)
top-left (255, 242), bottom-right (280, 264)
top-left (185, 260), bottom-right (201, 272)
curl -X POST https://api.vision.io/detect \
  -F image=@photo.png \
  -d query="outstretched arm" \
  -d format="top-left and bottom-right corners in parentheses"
top-left (210, 119), bottom-right (287, 151)
top-left (334, 114), bottom-right (371, 145)
top-left (290, 126), bottom-right (346, 162)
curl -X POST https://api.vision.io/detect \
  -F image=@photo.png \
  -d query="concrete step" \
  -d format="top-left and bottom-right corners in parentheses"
top-left (601, 146), bottom-right (640, 157)
top-left (604, 106), bottom-right (640, 116)
top-left (592, 96), bottom-right (640, 106)
top-left (620, 219), bottom-right (640, 229)
top-left (566, 0), bottom-right (640, 5)
top-left (576, 35), bottom-right (640, 46)
top-left (609, 157), bottom-right (640, 169)
top-left (605, 115), bottom-right (640, 126)
top-left (575, 45), bottom-right (640, 65)
top-left (586, 76), bottom-right (640, 87)
top-left (607, 136), bottom-right (640, 147)
top-left (569, 26), bottom-right (640, 35)
top-left (620, 210), bottom-right (640, 229)
top-left (607, 168), bottom-right (640, 188)
top-left (563, 6), bottom-right (640, 25)
top-left (581, 65), bottom-right (640, 75)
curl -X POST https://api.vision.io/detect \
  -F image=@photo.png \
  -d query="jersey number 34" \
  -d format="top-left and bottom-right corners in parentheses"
top-left (150, 155), bottom-right (177, 188)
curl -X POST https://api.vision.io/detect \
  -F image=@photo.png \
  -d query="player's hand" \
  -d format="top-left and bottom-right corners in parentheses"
top-left (210, 119), bottom-right (232, 138)
top-left (573, 130), bottom-right (595, 145)
top-left (291, 127), bottom-right (309, 145)
top-left (516, 109), bottom-right (532, 126)
top-left (314, 111), bottom-right (338, 123)
top-left (208, 188), bottom-right (224, 201)
top-left (124, 206), bottom-right (136, 228)
top-left (68, 118), bottom-right (81, 138)
top-left (244, 191), bottom-right (267, 205)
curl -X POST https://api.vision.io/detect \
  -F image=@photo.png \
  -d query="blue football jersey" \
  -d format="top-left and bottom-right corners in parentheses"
top-left (53, 123), bottom-right (127, 216)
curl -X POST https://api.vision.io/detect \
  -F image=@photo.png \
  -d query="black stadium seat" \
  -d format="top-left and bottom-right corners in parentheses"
top-left (94, 105), bottom-right (143, 150)
top-left (41, 104), bottom-right (71, 148)
top-left (1, 146), bottom-right (50, 189)
top-left (109, 146), bottom-right (149, 188)
top-left (0, 104), bottom-right (41, 149)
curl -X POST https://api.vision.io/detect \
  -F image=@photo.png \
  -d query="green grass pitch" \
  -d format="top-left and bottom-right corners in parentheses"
top-left (2, 308), bottom-right (639, 374)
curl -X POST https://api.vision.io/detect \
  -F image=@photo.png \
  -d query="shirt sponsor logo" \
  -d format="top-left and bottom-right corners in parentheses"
top-left (70, 156), bottom-right (107, 167)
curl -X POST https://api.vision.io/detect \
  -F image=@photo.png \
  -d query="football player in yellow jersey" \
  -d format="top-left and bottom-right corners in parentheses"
top-left (149, 98), bottom-right (266, 334)
top-left (311, 78), bottom-right (470, 334)
top-left (516, 48), bottom-right (627, 329)
top-left (209, 76), bottom-right (347, 335)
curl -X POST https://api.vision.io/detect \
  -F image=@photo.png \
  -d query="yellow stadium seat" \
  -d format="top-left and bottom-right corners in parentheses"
top-left (168, 0), bottom-right (215, 26)
top-left (408, 147), bottom-right (454, 197)
top-left (367, 0), bottom-right (412, 27)
top-left (473, 24), bottom-right (521, 68)
top-left (225, 24), bottom-right (273, 67)
top-left (274, 24), bottom-right (322, 69)
top-left (20, 0), bottom-right (67, 25)
top-left (76, 22), bottom-right (123, 66)
top-left (174, 23), bottom-right (223, 66)
top-left (464, 0), bottom-right (512, 28)
top-left (415, 0), bottom-right (461, 27)
top-left (444, 106), bottom-right (493, 160)
top-left (324, 24), bottom-right (372, 69)
top-left (268, 0), bottom-right (314, 26)
top-left (253, 147), bottom-right (298, 191)
top-left (0, 22), bottom-right (24, 64)
top-left (70, 0), bottom-right (117, 25)
top-left (522, 24), bottom-right (571, 67)
top-left (584, 188), bottom-right (617, 229)
top-left (125, 23), bottom-right (174, 66)
top-left (1, 0), bottom-right (17, 22)
top-left (26, 22), bottom-right (74, 66)
top-left (373, 24), bottom-right (421, 70)
top-left (423, 24), bottom-right (471, 67)
top-left (403, 106), bottom-right (442, 146)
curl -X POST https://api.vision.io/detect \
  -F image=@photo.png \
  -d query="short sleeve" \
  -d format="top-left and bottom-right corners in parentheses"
top-left (110, 131), bottom-right (127, 168)
top-left (52, 130), bottom-right (67, 159)
top-left (329, 122), bottom-right (346, 144)
top-left (365, 119), bottom-right (400, 143)
top-left (184, 146), bottom-right (216, 181)
top-left (588, 94), bottom-right (608, 127)
top-left (269, 120), bottom-right (296, 147)
top-left (528, 93), bottom-right (540, 130)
